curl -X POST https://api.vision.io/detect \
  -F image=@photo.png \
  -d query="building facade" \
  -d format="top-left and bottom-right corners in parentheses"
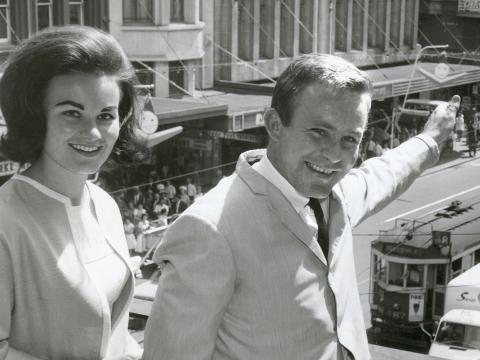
top-left (109, 0), bottom-right (204, 97)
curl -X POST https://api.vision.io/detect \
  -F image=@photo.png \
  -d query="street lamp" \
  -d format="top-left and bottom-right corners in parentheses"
top-left (390, 44), bottom-right (449, 148)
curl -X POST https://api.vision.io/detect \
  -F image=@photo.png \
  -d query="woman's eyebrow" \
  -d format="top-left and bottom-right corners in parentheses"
top-left (55, 100), bottom-right (84, 109)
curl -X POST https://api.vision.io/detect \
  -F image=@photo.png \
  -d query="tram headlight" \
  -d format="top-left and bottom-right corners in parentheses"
top-left (392, 302), bottom-right (400, 311)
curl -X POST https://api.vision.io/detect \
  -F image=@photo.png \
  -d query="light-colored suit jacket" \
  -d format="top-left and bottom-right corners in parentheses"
top-left (143, 135), bottom-right (439, 360)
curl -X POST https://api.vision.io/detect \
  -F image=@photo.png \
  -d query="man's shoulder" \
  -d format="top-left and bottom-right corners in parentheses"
top-left (179, 172), bottom-right (259, 225)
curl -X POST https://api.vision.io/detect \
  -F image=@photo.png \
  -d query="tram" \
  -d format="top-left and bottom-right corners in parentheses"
top-left (369, 195), bottom-right (480, 347)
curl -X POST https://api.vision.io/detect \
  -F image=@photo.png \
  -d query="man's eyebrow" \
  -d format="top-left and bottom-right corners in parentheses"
top-left (55, 100), bottom-right (84, 110)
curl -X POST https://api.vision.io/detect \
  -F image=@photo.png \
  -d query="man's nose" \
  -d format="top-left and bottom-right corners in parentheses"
top-left (322, 139), bottom-right (342, 163)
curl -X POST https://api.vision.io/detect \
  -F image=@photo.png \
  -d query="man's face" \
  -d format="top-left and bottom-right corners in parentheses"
top-left (271, 83), bottom-right (371, 199)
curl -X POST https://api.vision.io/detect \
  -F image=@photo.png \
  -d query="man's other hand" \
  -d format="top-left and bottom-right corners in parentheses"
top-left (422, 95), bottom-right (461, 145)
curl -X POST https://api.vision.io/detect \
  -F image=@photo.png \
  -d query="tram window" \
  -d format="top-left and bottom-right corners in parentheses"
top-left (475, 248), bottom-right (480, 265)
top-left (405, 264), bottom-right (424, 287)
top-left (436, 264), bottom-right (446, 285)
top-left (451, 258), bottom-right (462, 278)
top-left (388, 262), bottom-right (404, 286)
top-left (374, 255), bottom-right (387, 282)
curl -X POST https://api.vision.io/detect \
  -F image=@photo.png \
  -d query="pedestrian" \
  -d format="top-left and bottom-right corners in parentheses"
top-left (142, 53), bottom-right (459, 360)
top-left (467, 123), bottom-right (478, 157)
top-left (0, 25), bottom-right (147, 359)
top-left (124, 217), bottom-right (137, 255)
top-left (186, 177), bottom-right (197, 202)
top-left (165, 180), bottom-right (176, 200)
top-left (455, 109), bottom-right (465, 141)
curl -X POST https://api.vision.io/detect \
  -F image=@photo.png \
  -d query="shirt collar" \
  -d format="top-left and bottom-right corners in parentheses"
top-left (252, 154), bottom-right (309, 213)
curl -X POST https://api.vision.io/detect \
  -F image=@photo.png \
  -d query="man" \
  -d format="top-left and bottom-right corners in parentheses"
top-left (143, 54), bottom-right (458, 360)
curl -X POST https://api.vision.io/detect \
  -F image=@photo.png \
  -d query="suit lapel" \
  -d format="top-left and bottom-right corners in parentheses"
top-left (236, 150), bottom-right (328, 265)
top-left (267, 185), bottom-right (328, 265)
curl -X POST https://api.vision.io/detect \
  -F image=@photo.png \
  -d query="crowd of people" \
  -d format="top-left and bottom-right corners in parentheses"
top-left (110, 177), bottom-right (204, 255)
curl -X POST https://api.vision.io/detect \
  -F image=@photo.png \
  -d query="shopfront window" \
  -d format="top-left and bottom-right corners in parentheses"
top-left (37, 0), bottom-right (52, 31)
top-left (123, 0), bottom-right (153, 24)
top-left (69, 0), bottom-right (84, 25)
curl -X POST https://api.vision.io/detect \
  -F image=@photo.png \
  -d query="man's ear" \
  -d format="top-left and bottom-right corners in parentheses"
top-left (264, 108), bottom-right (283, 143)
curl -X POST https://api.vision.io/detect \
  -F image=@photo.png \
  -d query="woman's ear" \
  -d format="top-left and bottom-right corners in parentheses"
top-left (264, 108), bottom-right (283, 143)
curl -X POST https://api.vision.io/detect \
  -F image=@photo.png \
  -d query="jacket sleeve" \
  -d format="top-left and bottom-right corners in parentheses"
top-left (0, 235), bottom-right (42, 360)
top-left (142, 214), bottom-right (236, 360)
top-left (338, 134), bottom-right (440, 227)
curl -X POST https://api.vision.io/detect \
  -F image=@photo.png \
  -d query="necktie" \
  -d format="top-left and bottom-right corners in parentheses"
top-left (308, 198), bottom-right (329, 258)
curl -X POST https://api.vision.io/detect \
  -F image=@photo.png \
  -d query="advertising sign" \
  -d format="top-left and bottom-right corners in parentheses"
top-left (458, 0), bottom-right (480, 17)
top-left (408, 293), bottom-right (425, 322)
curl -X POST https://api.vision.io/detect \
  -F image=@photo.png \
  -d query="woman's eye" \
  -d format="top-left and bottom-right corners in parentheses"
top-left (98, 113), bottom-right (116, 121)
top-left (62, 110), bottom-right (81, 118)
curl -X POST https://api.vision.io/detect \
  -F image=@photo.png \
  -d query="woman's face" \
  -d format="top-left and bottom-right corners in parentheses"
top-left (42, 73), bottom-right (121, 175)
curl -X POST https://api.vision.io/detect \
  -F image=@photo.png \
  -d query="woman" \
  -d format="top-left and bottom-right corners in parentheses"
top-left (123, 217), bottom-right (137, 256)
top-left (0, 26), bottom-right (148, 359)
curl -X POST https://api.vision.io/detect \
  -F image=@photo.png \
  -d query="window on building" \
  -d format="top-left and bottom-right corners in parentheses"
top-left (351, 0), bottom-right (364, 50)
top-left (0, 0), bottom-right (10, 43)
top-left (238, 0), bottom-right (253, 61)
top-left (132, 61), bottom-right (155, 97)
top-left (69, 0), bottom-right (84, 25)
top-left (368, 0), bottom-right (385, 50)
top-left (403, 0), bottom-right (416, 48)
top-left (259, 0), bottom-right (275, 59)
top-left (390, 0), bottom-right (402, 50)
top-left (37, 0), bottom-right (52, 31)
top-left (169, 61), bottom-right (185, 98)
top-left (299, 0), bottom-right (313, 54)
top-left (334, 0), bottom-right (348, 52)
top-left (280, 0), bottom-right (294, 57)
top-left (123, 0), bottom-right (153, 24)
top-left (170, 0), bottom-right (184, 23)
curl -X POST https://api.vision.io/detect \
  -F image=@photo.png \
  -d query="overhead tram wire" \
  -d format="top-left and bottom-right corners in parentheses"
top-left (210, 38), bottom-right (276, 83)
top-left (109, 160), bottom-right (238, 196)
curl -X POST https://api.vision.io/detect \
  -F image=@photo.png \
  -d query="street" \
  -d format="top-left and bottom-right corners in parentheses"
top-left (354, 143), bottom-right (480, 328)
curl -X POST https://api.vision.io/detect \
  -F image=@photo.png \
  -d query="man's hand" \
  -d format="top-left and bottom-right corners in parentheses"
top-left (422, 95), bottom-right (461, 145)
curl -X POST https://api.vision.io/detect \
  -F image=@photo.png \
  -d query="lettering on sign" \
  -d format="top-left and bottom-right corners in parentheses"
top-left (459, 0), bottom-right (480, 13)
top-left (408, 293), bottom-right (425, 322)
top-left (457, 291), bottom-right (477, 303)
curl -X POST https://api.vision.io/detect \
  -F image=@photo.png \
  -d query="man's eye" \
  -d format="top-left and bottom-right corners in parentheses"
top-left (344, 136), bottom-right (360, 144)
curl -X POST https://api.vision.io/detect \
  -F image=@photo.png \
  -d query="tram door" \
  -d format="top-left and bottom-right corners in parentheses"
top-left (432, 264), bottom-right (448, 320)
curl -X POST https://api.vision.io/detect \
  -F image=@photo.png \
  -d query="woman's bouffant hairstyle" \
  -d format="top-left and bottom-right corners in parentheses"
top-left (0, 25), bottom-right (149, 166)
top-left (271, 53), bottom-right (372, 126)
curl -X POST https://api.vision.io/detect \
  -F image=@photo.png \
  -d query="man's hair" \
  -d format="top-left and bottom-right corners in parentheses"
top-left (271, 54), bottom-right (372, 126)
top-left (0, 25), bottom-right (149, 166)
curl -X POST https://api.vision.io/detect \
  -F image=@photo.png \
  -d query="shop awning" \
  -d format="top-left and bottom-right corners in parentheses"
top-left (149, 97), bottom-right (228, 125)
top-left (367, 62), bottom-right (480, 100)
